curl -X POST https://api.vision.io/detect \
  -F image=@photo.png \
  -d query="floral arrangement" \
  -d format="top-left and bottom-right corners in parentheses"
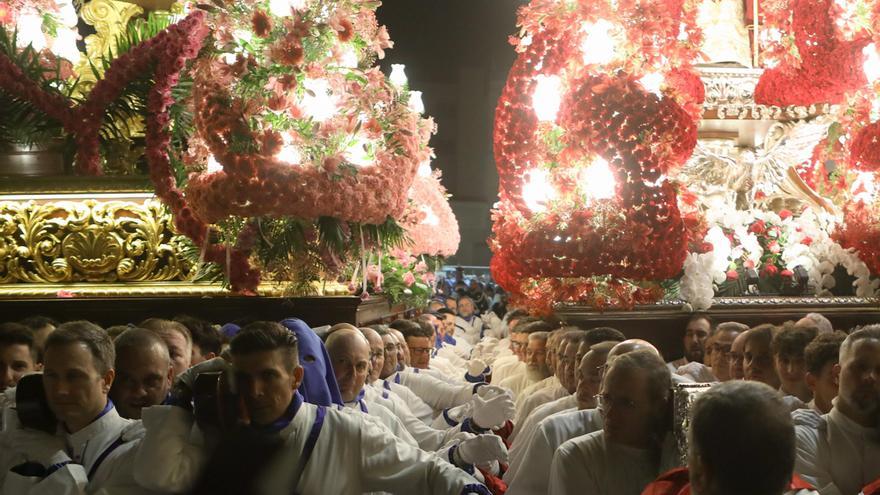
top-left (490, 0), bottom-right (706, 312)
top-left (681, 208), bottom-right (879, 310)
top-left (755, 0), bottom-right (871, 106)
top-left (399, 166), bottom-right (460, 258)
top-left (352, 249), bottom-right (438, 307)
top-left (0, 0), bottom-right (81, 66)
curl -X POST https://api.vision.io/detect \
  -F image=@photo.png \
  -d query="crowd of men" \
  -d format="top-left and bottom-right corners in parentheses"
top-left (0, 298), bottom-right (878, 494)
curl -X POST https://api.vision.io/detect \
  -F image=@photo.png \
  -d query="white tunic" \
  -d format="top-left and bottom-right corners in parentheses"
top-left (135, 403), bottom-right (486, 495)
top-left (361, 386), bottom-right (464, 451)
top-left (512, 382), bottom-right (569, 437)
top-left (548, 430), bottom-right (680, 495)
top-left (490, 357), bottom-right (523, 384)
top-left (386, 371), bottom-right (474, 411)
top-left (795, 407), bottom-right (880, 495)
top-left (505, 407), bottom-right (602, 493)
top-left (509, 393), bottom-right (576, 448)
top-left (514, 375), bottom-right (561, 414)
top-left (370, 379), bottom-right (435, 425)
top-left (454, 317), bottom-right (483, 346)
top-left (498, 373), bottom-right (540, 400)
top-left (1, 404), bottom-right (154, 494)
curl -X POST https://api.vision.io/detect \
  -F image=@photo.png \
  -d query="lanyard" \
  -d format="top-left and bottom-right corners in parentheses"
top-left (87, 436), bottom-right (125, 480)
top-left (291, 405), bottom-right (327, 495)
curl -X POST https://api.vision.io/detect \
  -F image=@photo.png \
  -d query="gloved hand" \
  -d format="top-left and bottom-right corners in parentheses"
top-left (791, 408), bottom-right (824, 429)
top-left (175, 357), bottom-right (230, 391)
top-left (456, 434), bottom-right (509, 465)
top-left (466, 359), bottom-right (488, 378)
top-left (442, 401), bottom-right (474, 425)
top-left (471, 393), bottom-right (515, 430)
top-left (8, 428), bottom-right (68, 467)
top-left (475, 384), bottom-right (509, 400)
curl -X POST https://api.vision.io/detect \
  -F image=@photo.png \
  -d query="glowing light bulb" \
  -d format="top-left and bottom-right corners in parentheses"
top-left (301, 79), bottom-right (337, 122)
top-left (580, 20), bottom-right (617, 66)
top-left (408, 90), bottom-right (425, 114)
top-left (16, 12), bottom-right (47, 51)
top-left (864, 44), bottom-right (880, 84)
top-left (579, 157), bottom-right (616, 202)
top-left (420, 205), bottom-right (440, 226)
top-left (532, 74), bottom-right (562, 122)
top-left (207, 155), bottom-right (223, 173)
top-left (522, 168), bottom-right (557, 213)
top-left (339, 45), bottom-right (358, 68)
top-left (389, 64), bottom-right (408, 88)
top-left (233, 30), bottom-right (252, 45)
top-left (417, 161), bottom-right (432, 177)
top-left (639, 72), bottom-right (664, 97)
top-left (345, 135), bottom-right (374, 168)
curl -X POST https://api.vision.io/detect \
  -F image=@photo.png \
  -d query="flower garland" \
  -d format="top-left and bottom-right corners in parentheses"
top-left (181, 0), bottom-right (434, 227)
top-left (490, 0), bottom-right (705, 311)
top-left (399, 169), bottom-right (460, 258)
top-left (755, 0), bottom-right (871, 106)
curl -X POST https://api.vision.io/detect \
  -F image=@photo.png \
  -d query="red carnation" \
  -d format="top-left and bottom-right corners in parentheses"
top-left (726, 270), bottom-right (739, 281)
top-left (748, 220), bottom-right (767, 235)
top-left (744, 259), bottom-right (756, 269)
top-left (768, 241), bottom-right (781, 254)
top-left (801, 236), bottom-right (813, 246)
top-left (781, 269), bottom-right (794, 278)
top-left (336, 18), bottom-right (354, 42)
top-left (779, 209), bottom-right (793, 220)
top-left (762, 263), bottom-right (779, 277)
top-left (699, 241), bottom-right (713, 253)
top-left (252, 9), bottom-right (273, 38)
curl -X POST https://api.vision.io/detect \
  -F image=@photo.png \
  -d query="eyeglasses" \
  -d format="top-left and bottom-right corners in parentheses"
top-left (594, 393), bottom-right (638, 411)
top-left (410, 347), bottom-right (432, 355)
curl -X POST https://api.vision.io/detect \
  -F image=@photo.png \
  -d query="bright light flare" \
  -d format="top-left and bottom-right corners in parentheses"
top-left (522, 168), bottom-right (557, 213)
top-left (864, 43), bottom-right (880, 84)
top-left (420, 205), bottom-right (440, 226)
top-left (390, 64), bottom-right (408, 88)
top-left (532, 74), bottom-right (562, 122)
top-left (852, 171), bottom-right (877, 204)
top-left (578, 157), bottom-right (616, 202)
top-left (639, 72), bottom-right (664, 97)
top-left (301, 79), bottom-right (337, 122)
top-left (417, 161), bottom-right (432, 177)
top-left (580, 19), bottom-right (617, 66)
top-left (344, 135), bottom-right (374, 168)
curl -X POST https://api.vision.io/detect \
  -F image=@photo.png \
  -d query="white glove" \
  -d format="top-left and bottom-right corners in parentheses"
top-left (471, 393), bottom-right (515, 430)
top-left (467, 359), bottom-right (488, 378)
top-left (476, 384), bottom-right (510, 400)
top-left (457, 434), bottom-right (509, 465)
top-left (8, 428), bottom-right (68, 467)
top-left (175, 356), bottom-right (230, 390)
top-left (442, 402), bottom-right (474, 425)
top-left (791, 408), bottom-right (824, 429)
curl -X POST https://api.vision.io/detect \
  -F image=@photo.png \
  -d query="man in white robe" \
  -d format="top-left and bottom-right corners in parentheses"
top-left (0, 321), bottom-right (155, 494)
top-left (549, 350), bottom-right (680, 495)
top-left (513, 330), bottom-right (571, 421)
top-left (134, 321), bottom-right (490, 495)
top-left (500, 331), bottom-right (551, 398)
top-left (667, 313), bottom-right (712, 372)
top-left (794, 325), bottom-right (880, 495)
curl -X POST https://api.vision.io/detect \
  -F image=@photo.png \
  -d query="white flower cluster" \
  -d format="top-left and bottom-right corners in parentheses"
top-left (680, 208), bottom-right (879, 310)
top-left (14, 0), bottom-right (81, 64)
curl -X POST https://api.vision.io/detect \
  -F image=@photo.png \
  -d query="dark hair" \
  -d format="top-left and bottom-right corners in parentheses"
top-left (140, 318), bottom-right (193, 347)
top-left (175, 315), bottom-right (222, 357)
top-left (804, 331), bottom-right (847, 375)
top-left (230, 321), bottom-right (299, 370)
top-left (0, 322), bottom-right (36, 360)
top-left (18, 316), bottom-right (58, 331)
top-left (504, 308), bottom-right (529, 322)
top-left (393, 319), bottom-right (434, 340)
top-left (369, 324), bottom-right (391, 337)
top-left (435, 308), bottom-right (456, 317)
top-left (513, 318), bottom-right (554, 335)
top-left (584, 327), bottom-right (626, 346)
top-left (771, 323), bottom-right (818, 359)
top-left (688, 313), bottom-right (715, 330)
top-left (44, 321), bottom-right (114, 374)
top-left (690, 381), bottom-right (794, 495)
top-left (714, 321), bottom-right (749, 335)
top-left (114, 328), bottom-right (170, 363)
top-left (745, 324), bottom-right (776, 349)
top-left (106, 325), bottom-right (132, 341)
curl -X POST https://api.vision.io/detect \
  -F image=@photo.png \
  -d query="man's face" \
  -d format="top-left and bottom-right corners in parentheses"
top-left (441, 314), bottom-right (456, 337)
top-left (684, 318), bottom-right (710, 363)
top-left (599, 366), bottom-right (656, 447)
top-left (162, 331), bottom-right (192, 377)
top-left (379, 334), bottom-right (399, 378)
top-left (0, 343), bottom-right (36, 392)
top-left (43, 343), bottom-right (113, 432)
top-left (709, 330), bottom-right (739, 382)
top-left (232, 349), bottom-right (302, 427)
top-left (744, 337), bottom-right (781, 389)
top-left (458, 299), bottom-right (475, 318)
top-left (806, 361), bottom-right (838, 414)
top-left (110, 344), bottom-right (173, 419)
top-left (406, 336), bottom-right (432, 370)
top-left (392, 331), bottom-right (409, 366)
top-left (576, 350), bottom-right (605, 409)
top-left (191, 343), bottom-right (216, 367)
top-left (364, 330), bottom-right (385, 383)
top-left (525, 338), bottom-right (550, 380)
top-left (729, 331), bottom-right (748, 380)
top-left (511, 333), bottom-right (528, 361)
top-left (775, 352), bottom-right (807, 396)
top-left (446, 299), bottom-right (458, 313)
top-left (837, 338), bottom-right (880, 422)
top-left (329, 338), bottom-right (370, 403)
top-left (561, 340), bottom-right (579, 392)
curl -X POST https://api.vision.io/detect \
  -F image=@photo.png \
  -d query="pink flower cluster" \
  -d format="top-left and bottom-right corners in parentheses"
top-left (400, 171), bottom-right (461, 258)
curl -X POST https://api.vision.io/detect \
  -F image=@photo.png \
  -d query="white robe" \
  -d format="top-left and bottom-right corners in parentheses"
top-left (514, 375), bottom-right (561, 414)
top-left (135, 403), bottom-right (486, 495)
top-left (509, 392), bottom-right (576, 448)
top-left (498, 372), bottom-right (540, 400)
top-left (548, 430), bottom-right (680, 495)
top-left (386, 370), bottom-right (474, 412)
top-left (1, 403), bottom-right (155, 494)
top-left (490, 357), bottom-right (523, 384)
top-left (403, 365), bottom-right (460, 385)
top-left (505, 407), bottom-right (602, 493)
top-left (370, 379), bottom-right (435, 425)
top-left (675, 362), bottom-right (717, 383)
top-left (454, 316), bottom-right (483, 346)
top-left (512, 382), bottom-right (569, 436)
top-left (795, 406), bottom-right (880, 495)
top-left (361, 386), bottom-right (465, 452)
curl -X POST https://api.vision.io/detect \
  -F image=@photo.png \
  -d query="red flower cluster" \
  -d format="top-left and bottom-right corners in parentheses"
top-left (835, 202), bottom-right (880, 276)
top-left (850, 120), bottom-right (880, 173)
top-left (755, 0), bottom-right (870, 106)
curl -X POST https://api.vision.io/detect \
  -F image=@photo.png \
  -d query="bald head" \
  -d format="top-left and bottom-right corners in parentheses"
top-left (608, 339), bottom-right (660, 361)
top-left (326, 328), bottom-right (371, 402)
top-left (576, 341), bottom-right (617, 409)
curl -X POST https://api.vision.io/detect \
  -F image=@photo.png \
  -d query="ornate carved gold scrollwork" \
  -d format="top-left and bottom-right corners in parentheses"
top-left (74, 0), bottom-right (144, 90)
top-left (0, 199), bottom-right (191, 284)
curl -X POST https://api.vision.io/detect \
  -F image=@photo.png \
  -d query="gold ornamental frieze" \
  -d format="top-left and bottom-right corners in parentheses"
top-left (0, 199), bottom-right (192, 284)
